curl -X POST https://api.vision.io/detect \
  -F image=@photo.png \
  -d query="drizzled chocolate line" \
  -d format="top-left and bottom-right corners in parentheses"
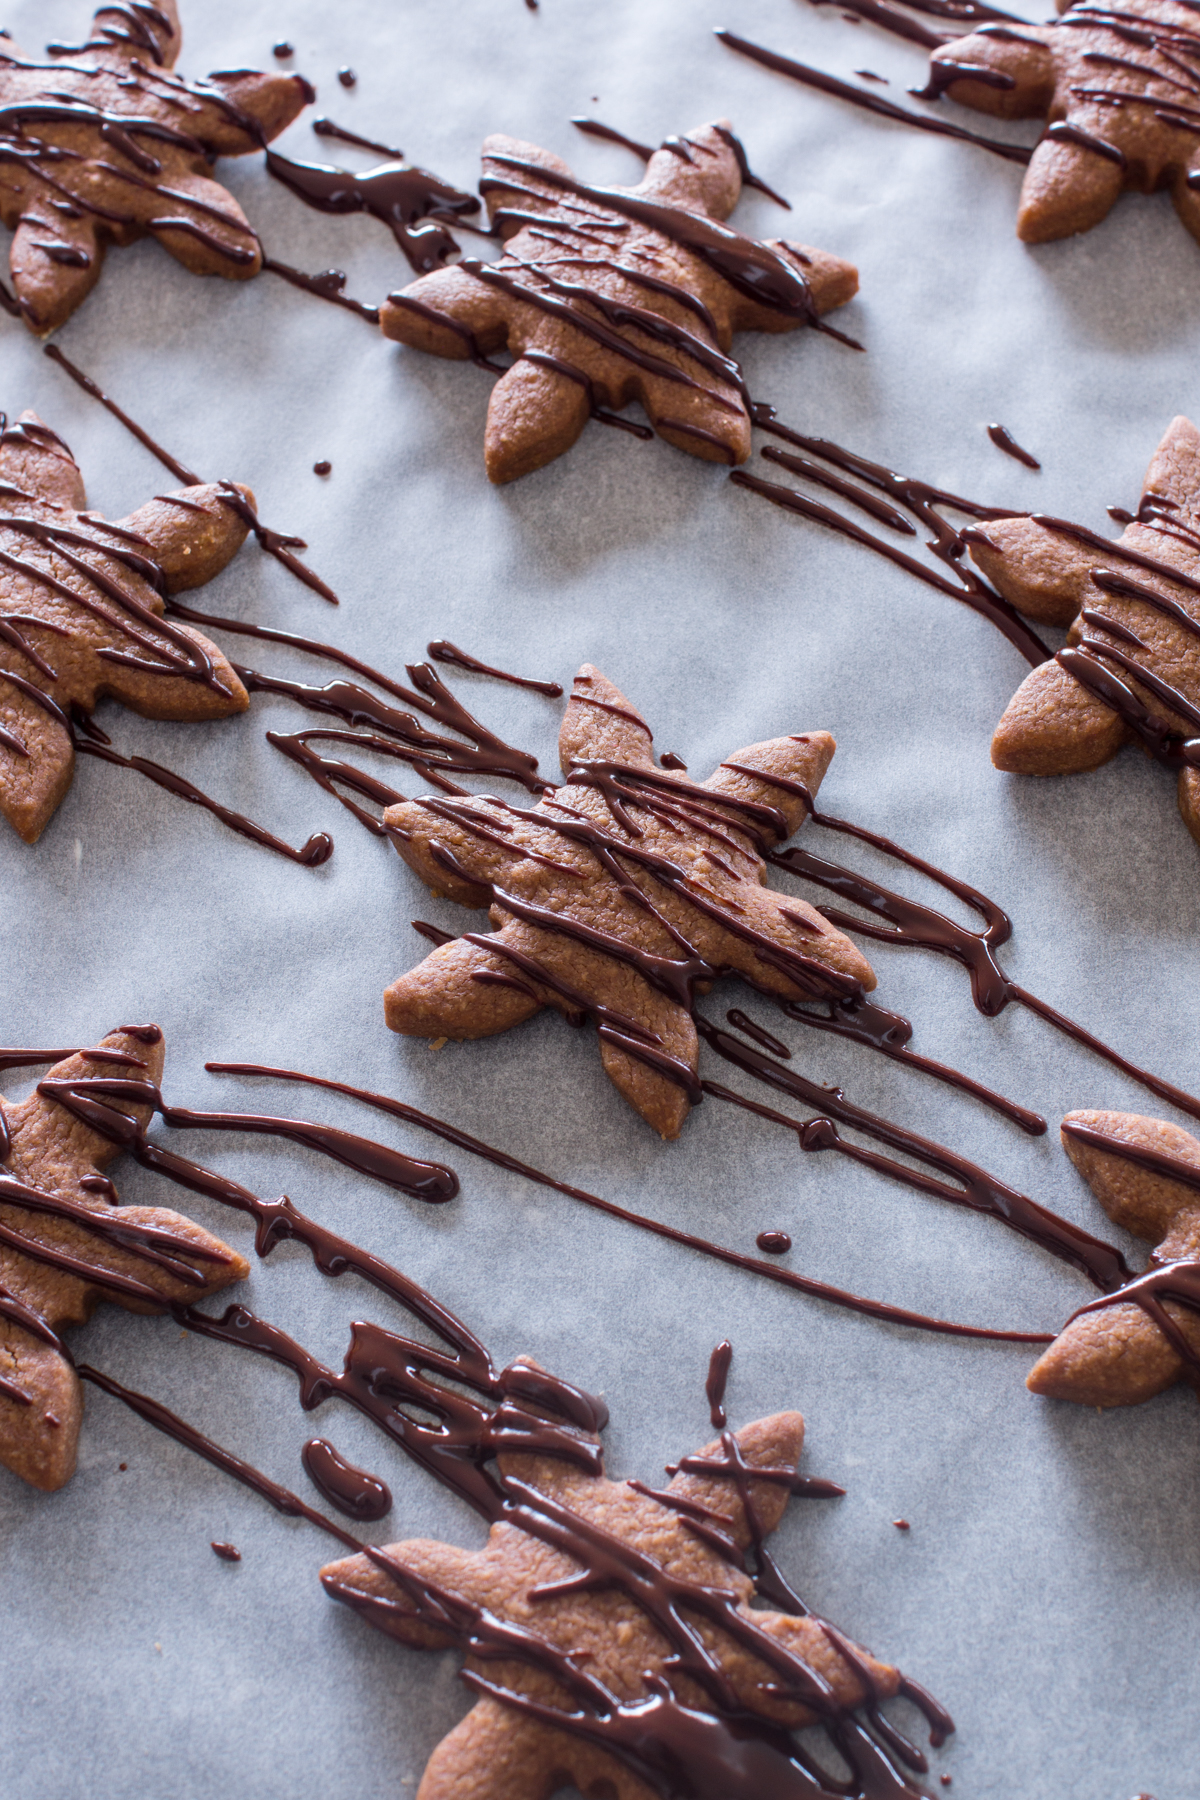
top-left (313, 116), bottom-right (403, 160)
top-left (571, 118), bottom-right (792, 209)
top-left (261, 256), bottom-right (380, 323)
top-left (36, 1072), bottom-right (458, 1207)
top-left (1055, 1121), bottom-right (1200, 1369)
top-left (696, 1017), bottom-right (1127, 1290)
top-left (265, 147), bottom-right (479, 276)
top-left (79, 1346), bottom-right (942, 1800)
top-left (71, 726), bottom-right (334, 868)
top-left (734, 410), bottom-right (1047, 666)
top-left (987, 423), bottom-right (1040, 469)
top-left (302, 1436), bottom-right (392, 1523)
top-left (761, 775), bottom-right (1200, 1127)
top-left (716, 30), bottom-right (1034, 165)
top-left (481, 150), bottom-right (819, 320)
top-left (207, 1061), bottom-right (1054, 1342)
top-left (43, 344), bottom-right (339, 605)
top-left (426, 638), bottom-right (564, 696)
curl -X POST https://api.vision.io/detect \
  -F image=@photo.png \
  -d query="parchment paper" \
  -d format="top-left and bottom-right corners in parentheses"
top-left (3, 2), bottom-right (1199, 1796)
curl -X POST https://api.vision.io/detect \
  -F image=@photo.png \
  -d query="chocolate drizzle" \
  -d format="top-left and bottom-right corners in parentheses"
top-left (1056, 1122), bottom-right (1200, 1369)
top-left (480, 151), bottom-right (819, 321)
top-left (716, 30), bottom-right (1034, 165)
top-left (736, 410), bottom-right (1048, 667)
top-left (261, 257), bottom-right (380, 322)
top-left (301, 1437), bottom-right (393, 1522)
top-left (986, 423), bottom-right (1040, 469)
top-left (207, 1062), bottom-right (1055, 1343)
top-left (313, 116), bottom-right (404, 160)
top-left (42, 1060), bottom-right (952, 1800)
top-left (763, 778), bottom-right (1200, 1129)
top-left (266, 148), bottom-right (480, 274)
top-left (43, 344), bottom-right (340, 605)
top-left (571, 118), bottom-right (792, 209)
top-left (426, 639), bottom-right (563, 696)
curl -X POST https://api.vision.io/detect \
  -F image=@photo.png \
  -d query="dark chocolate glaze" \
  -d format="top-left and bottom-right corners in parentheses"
top-left (82, 1359), bottom-right (941, 1800)
top-left (1045, 119), bottom-right (1127, 166)
top-left (302, 1437), bottom-right (392, 1522)
top-left (757, 1230), bottom-right (793, 1254)
top-left (337, 68), bottom-right (357, 89)
top-left (165, 607), bottom-right (546, 805)
top-left (986, 423), bottom-right (1040, 469)
top-left (479, 151), bottom-right (819, 321)
top-left (314, 460), bottom-right (332, 476)
top-left (266, 148), bottom-right (479, 274)
top-left (211, 1541), bottom-right (241, 1561)
top-left (1054, 1127), bottom-right (1200, 1375)
top-left (0, 1046), bottom-right (146, 1073)
top-left (716, 31), bottom-right (1034, 165)
top-left (427, 639), bottom-right (563, 696)
top-left (705, 1338), bottom-right (734, 1428)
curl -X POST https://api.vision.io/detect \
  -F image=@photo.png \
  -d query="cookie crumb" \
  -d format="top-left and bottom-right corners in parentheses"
top-left (429, 1037), bottom-right (447, 1052)
top-left (892, 1518), bottom-right (910, 1531)
top-left (153, 1642), bottom-right (162, 1654)
top-left (338, 67), bottom-right (357, 88)
top-left (118, 1462), bottom-right (127, 1471)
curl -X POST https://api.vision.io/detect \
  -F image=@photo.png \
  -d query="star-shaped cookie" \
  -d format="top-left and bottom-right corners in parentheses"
top-left (321, 1409), bottom-right (903, 1800)
top-left (0, 1025), bottom-right (248, 1491)
top-left (380, 122), bottom-right (858, 482)
top-left (0, 407), bottom-right (253, 844)
top-left (0, 1), bottom-right (312, 332)
top-left (383, 665), bottom-right (875, 1139)
top-left (965, 415), bottom-right (1200, 847)
top-left (928, 0), bottom-right (1200, 244)
top-left (1027, 1109), bottom-right (1200, 1406)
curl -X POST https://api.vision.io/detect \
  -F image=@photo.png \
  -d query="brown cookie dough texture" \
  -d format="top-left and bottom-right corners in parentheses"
top-left (380, 122), bottom-right (858, 482)
top-left (322, 1410), bottom-right (898, 1800)
top-left (0, 409), bottom-right (253, 844)
top-left (967, 415), bottom-right (1200, 845)
top-left (0, 1028), bottom-right (247, 1491)
top-left (928, 0), bottom-right (1200, 244)
top-left (1028, 1110), bottom-right (1200, 1406)
top-left (383, 665), bottom-right (875, 1140)
top-left (0, 1), bottom-right (312, 332)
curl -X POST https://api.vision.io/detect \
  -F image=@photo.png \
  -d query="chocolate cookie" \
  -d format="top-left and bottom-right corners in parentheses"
top-left (381, 122), bottom-right (858, 482)
top-left (1027, 1109), bottom-right (1200, 1407)
top-left (0, 408), bottom-right (253, 844)
top-left (927, 0), bottom-right (1200, 245)
top-left (383, 664), bottom-right (874, 1139)
top-left (964, 415), bottom-right (1200, 846)
top-left (321, 1409), bottom-right (901, 1800)
top-left (0, 1), bottom-right (312, 332)
top-left (0, 1026), bottom-right (247, 1491)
